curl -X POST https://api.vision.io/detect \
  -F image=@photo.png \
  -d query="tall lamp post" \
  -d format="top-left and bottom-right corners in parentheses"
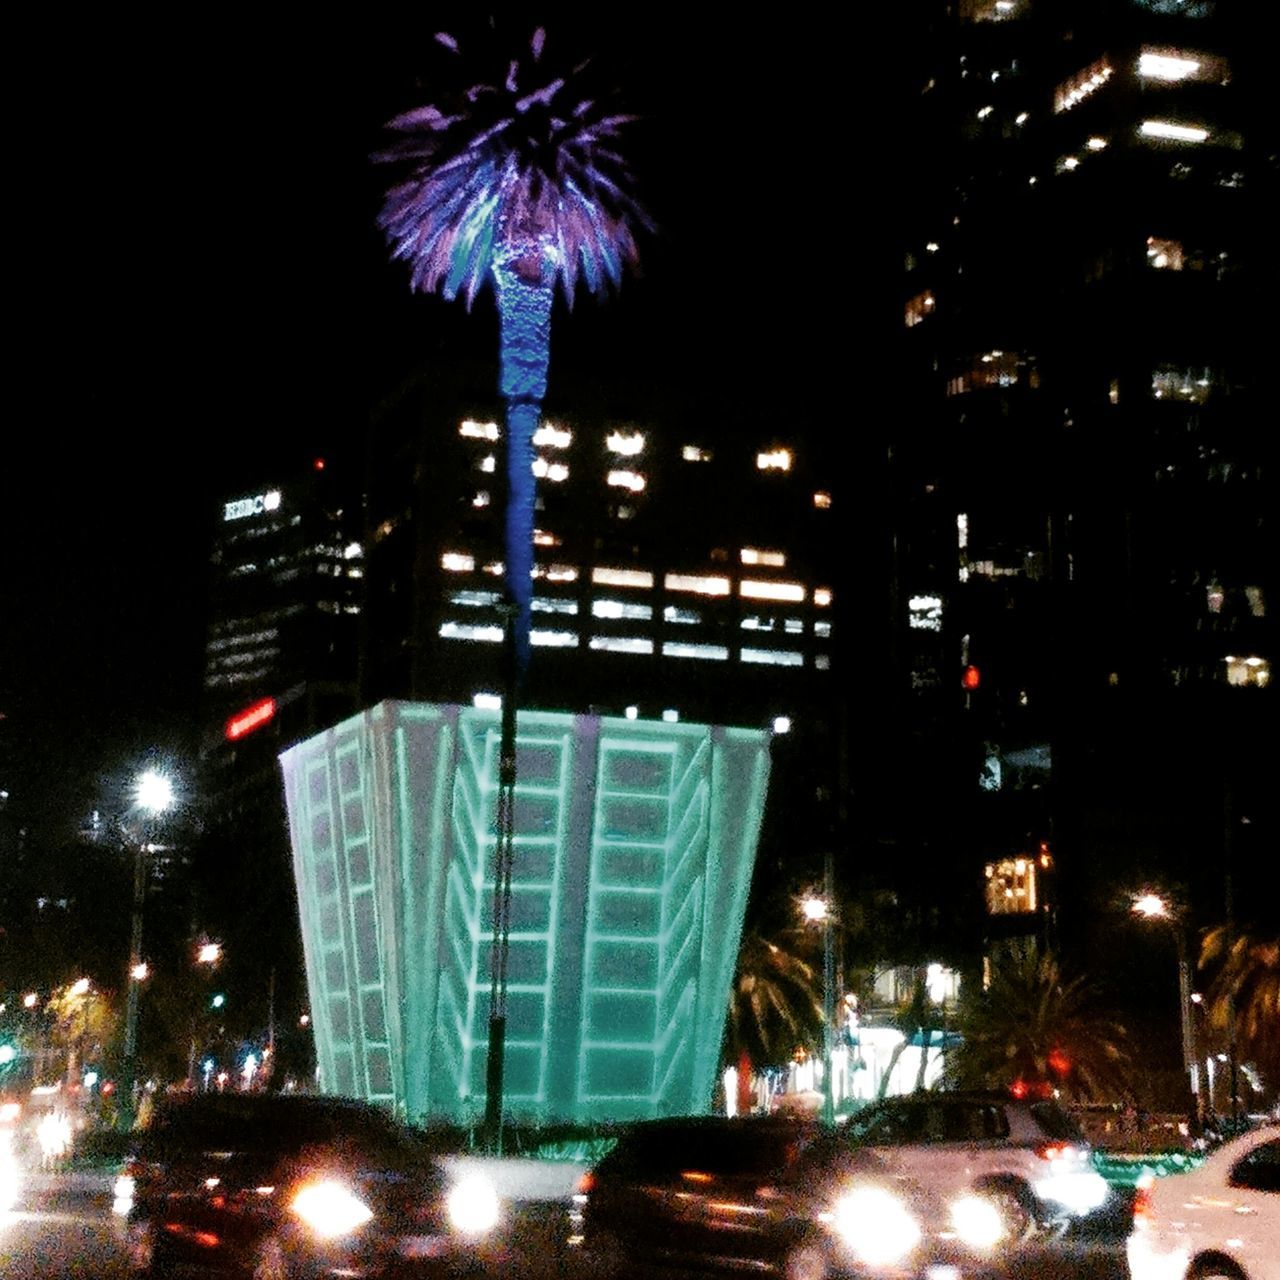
top-left (120, 769), bottom-right (175, 1131)
top-left (802, 850), bottom-right (837, 1129)
top-left (1132, 893), bottom-right (1200, 1120)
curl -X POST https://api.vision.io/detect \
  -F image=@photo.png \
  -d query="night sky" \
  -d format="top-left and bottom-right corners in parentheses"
top-left (2, 12), bottom-right (912, 832)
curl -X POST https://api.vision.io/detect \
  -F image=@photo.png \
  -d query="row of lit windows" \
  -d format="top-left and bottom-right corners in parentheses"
top-left (1054, 49), bottom-right (1228, 116)
top-left (459, 419), bottom-right (817, 481)
top-left (436, 620), bottom-right (831, 668)
top-left (449, 589), bottom-right (835, 635)
top-left (441, 555), bottom-right (833, 605)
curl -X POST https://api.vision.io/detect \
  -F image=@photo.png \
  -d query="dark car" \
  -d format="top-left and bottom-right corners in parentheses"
top-left (571, 1115), bottom-right (1012, 1279)
top-left (112, 1092), bottom-right (502, 1278)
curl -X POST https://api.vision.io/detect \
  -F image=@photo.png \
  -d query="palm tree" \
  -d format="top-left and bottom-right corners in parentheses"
top-left (376, 25), bottom-right (649, 672)
top-left (725, 931), bottom-right (823, 1112)
top-left (1199, 926), bottom-right (1280, 1079)
top-left (873, 972), bottom-right (948, 1099)
top-left (948, 943), bottom-right (1133, 1102)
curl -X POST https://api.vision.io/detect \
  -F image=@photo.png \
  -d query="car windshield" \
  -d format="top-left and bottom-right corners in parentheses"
top-left (141, 1097), bottom-right (429, 1164)
top-left (1029, 1102), bottom-right (1085, 1142)
top-left (610, 1121), bottom-right (816, 1177)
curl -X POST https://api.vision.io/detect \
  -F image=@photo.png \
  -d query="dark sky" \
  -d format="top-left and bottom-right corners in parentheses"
top-left (1, 12), bottom-right (913, 832)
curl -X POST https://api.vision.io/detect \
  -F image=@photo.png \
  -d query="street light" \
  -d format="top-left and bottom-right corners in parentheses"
top-left (801, 853), bottom-right (837, 1128)
top-left (121, 769), bottom-right (175, 1131)
top-left (1131, 891), bottom-right (1200, 1119)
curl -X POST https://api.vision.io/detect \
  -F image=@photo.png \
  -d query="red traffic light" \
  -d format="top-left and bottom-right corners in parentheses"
top-left (962, 664), bottom-right (981, 690)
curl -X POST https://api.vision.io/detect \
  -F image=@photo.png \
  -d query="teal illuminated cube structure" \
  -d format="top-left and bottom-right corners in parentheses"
top-left (279, 701), bottom-right (770, 1124)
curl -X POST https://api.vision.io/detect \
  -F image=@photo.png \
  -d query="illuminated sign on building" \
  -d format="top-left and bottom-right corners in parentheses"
top-left (225, 697), bottom-right (277, 740)
top-left (223, 491), bottom-right (282, 522)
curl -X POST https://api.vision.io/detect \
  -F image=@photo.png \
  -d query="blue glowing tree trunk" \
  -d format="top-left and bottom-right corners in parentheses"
top-left (494, 260), bottom-right (553, 676)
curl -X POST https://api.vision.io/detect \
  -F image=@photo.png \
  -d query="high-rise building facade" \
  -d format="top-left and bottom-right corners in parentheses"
top-left (890, 0), bottom-right (1275, 972)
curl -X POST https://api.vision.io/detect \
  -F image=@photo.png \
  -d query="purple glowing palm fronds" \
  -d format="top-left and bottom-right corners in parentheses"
top-left (376, 27), bottom-right (650, 307)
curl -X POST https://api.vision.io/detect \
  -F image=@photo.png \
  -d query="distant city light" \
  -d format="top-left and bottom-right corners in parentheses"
top-left (756, 448), bottom-right (793, 472)
top-left (773, 716), bottom-right (792, 735)
top-left (1133, 893), bottom-right (1170, 919)
top-left (136, 770), bottom-right (175, 815)
top-left (1086, 137), bottom-right (1108, 151)
top-left (625, 705), bottom-right (639, 720)
top-left (197, 943), bottom-right (222, 965)
top-left (662, 709), bottom-right (679, 723)
top-left (606, 430), bottom-right (645, 456)
top-left (131, 963), bottom-right (149, 981)
top-left (606, 469), bottom-right (647, 493)
top-left (23, 993), bottom-right (37, 1009)
top-left (813, 491), bottom-right (832, 509)
top-left (801, 897), bottom-right (829, 924)
top-left (473, 693), bottom-right (502, 711)
top-left (533, 423), bottom-right (571, 448)
top-left (682, 445), bottom-right (712, 462)
top-left (460, 419), bottom-right (500, 441)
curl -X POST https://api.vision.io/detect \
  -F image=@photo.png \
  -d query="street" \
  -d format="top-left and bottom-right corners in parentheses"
top-left (2, 1171), bottom-right (1129, 1279)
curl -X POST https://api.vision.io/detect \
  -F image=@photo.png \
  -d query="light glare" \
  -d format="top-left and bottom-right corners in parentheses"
top-left (291, 1181), bottom-right (373, 1238)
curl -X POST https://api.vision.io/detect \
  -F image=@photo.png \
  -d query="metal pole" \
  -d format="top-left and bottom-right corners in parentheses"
top-left (1174, 930), bottom-right (1199, 1117)
top-left (484, 606), bottom-right (518, 1153)
top-left (120, 838), bottom-right (147, 1131)
top-left (822, 850), bottom-right (835, 1128)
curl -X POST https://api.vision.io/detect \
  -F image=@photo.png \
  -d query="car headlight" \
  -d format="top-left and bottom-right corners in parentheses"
top-left (112, 1174), bottom-right (137, 1216)
top-left (1035, 1169), bottom-right (1108, 1215)
top-left (950, 1195), bottom-right (1005, 1249)
top-left (446, 1175), bottom-right (501, 1235)
top-left (290, 1180), bottom-right (374, 1239)
top-left (831, 1186), bottom-right (922, 1266)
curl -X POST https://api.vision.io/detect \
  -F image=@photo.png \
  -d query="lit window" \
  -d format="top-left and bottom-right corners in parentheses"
top-left (452, 590), bottom-right (501, 607)
top-left (1109, 380), bottom-right (1120, 405)
top-left (533, 423), bottom-right (571, 448)
top-left (473, 693), bottom-right (502, 710)
top-left (815, 655), bottom-right (831, 670)
top-left (741, 616), bottom-right (775, 632)
top-left (482, 561), bottom-right (504, 576)
top-left (662, 709), bottom-right (679, 723)
top-left (460, 420), bottom-right (499, 441)
top-left (441, 553), bottom-right (475, 572)
top-left (480, 455), bottom-right (496, 473)
top-left (593, 599), bottom-right (654, 621)
top-left (664, 605), bottom-right (700, 625)
top-left (531, 597), bottom-right (578, 615)
top-left (682, 445), bottom-right (712, 462)
top-left (545, 565), bottom-right (578, 583)
top-left (532, 457), bottom-right (549, 478)
top-left (532, 530), bottom-right (560, 547)
top-left (813, 491), bottom-right (832, 510)
top-left (1085, 136), bottom-right (1108, 151)
top-left (1054, 58), bottom-right (1113, 113)
top-left (345, 604), bottom-right (361, 616)
top-left (773, 716), bottom-right (792, 734)
top-left (1224, 656), bottom-right (1270, 688)
top-left (814, 621), bottom-right (832, 638)
top-left (1140, 120), bottom-right (1209, 143)
top-left (662, 642), bottom-right (729, 661)
top-left (1146, 236), bottom-right (1184, 270)
top-left (947, 351), bottom-right (1037, 396)
top-left (985, 857), bottom-right (1039, 915)
top-left (546, 463), bottom-right (569, 482)
top-left (374, 519), bottom-right (398, 542)
top-left (756, 448), bottom-right (793, 472)
top-left (624, 705), bottom-right (638, 719)
top-left (606, 430), bottom-right (645, 456)
top-left (1206, 584), bottom-right (1224, 614)
top-left (531, 630), bottom-right (579, 648)
top-left (814, 588), bottom-right (833, 607)
top-left (741, 648), bottom-right (804, 667)
top-left (784, 618), bottom-right (804, 634)
top-left (976, 104), bottom-right (994, 119)
top-left (472, 491), bottom-right (491, 508)
top-left (740, 547), bottom-right (786, 567)
top-left (908, 595), bottom-right (944, 632)
top-left (665, 573), bottom-right (731, 596)
top-left (1246, 586), bottom-right (1266, 618)
top-left (1137, 49), bottom-right (1227, 83)
top-left (1151, 366), bottom-right (1214, 403)
top-left (439, 622), bottom-right (503, 642)
top-left (905, 291), bottom-right (936, 327)
top-left (589, 636), bottom-right (654, 655)
top-left (593, 567), bottom-right (654, 589)
top-left (607, 469), bottom-right (647, 493)
top-left (1058, 155), bottom-right (1080, 173)
top-left (343, 542), bottom-right (363, 560)
top-left (346, 567), bottom-right (363, 579)
top-left (957, 512), bottom-right (969, 549)
top-left (740, 580), bottom-right (806, 604)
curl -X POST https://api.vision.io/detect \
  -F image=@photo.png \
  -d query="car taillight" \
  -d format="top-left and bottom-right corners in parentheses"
top-left (1036, 1141), bottom-right (1081, 1163)
top-left (1131, 1176), bottom-right (1154, 1230)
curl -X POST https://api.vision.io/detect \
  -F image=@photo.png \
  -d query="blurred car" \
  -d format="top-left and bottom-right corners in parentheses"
top-left (112, 1092), bottom-right (502, 1278)
top-left (1127, 1122), bottom-right (1279, 1280)
top-left (842, 1091), bottom-right (1109, 1239)
top-left (570, 1114), bottom-right (1019, 1278)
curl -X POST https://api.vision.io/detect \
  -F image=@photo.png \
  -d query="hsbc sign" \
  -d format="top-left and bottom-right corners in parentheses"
top-left (224, 490), bottom-right (282, 522)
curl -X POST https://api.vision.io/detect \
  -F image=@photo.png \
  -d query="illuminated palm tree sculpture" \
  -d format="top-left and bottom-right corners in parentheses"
top-left (376, 26), bottom-right (648, 1148)
top-left (376, 24), bottom-right (649, 674)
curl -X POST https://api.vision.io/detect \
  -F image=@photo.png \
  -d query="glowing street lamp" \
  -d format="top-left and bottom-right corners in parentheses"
top-left (801, 858), bottom-right (837, 1128)
top-left (1131, 891), bottom-right (1199, 1117)
top-left (121, 769), bottom-right (177, 1132)
top-left (196, 942), bottom-right (222, 966)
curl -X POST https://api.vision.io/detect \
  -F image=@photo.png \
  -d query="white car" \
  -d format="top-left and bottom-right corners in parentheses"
top-left (1127, 1123), bottom-right (1279, 1280)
